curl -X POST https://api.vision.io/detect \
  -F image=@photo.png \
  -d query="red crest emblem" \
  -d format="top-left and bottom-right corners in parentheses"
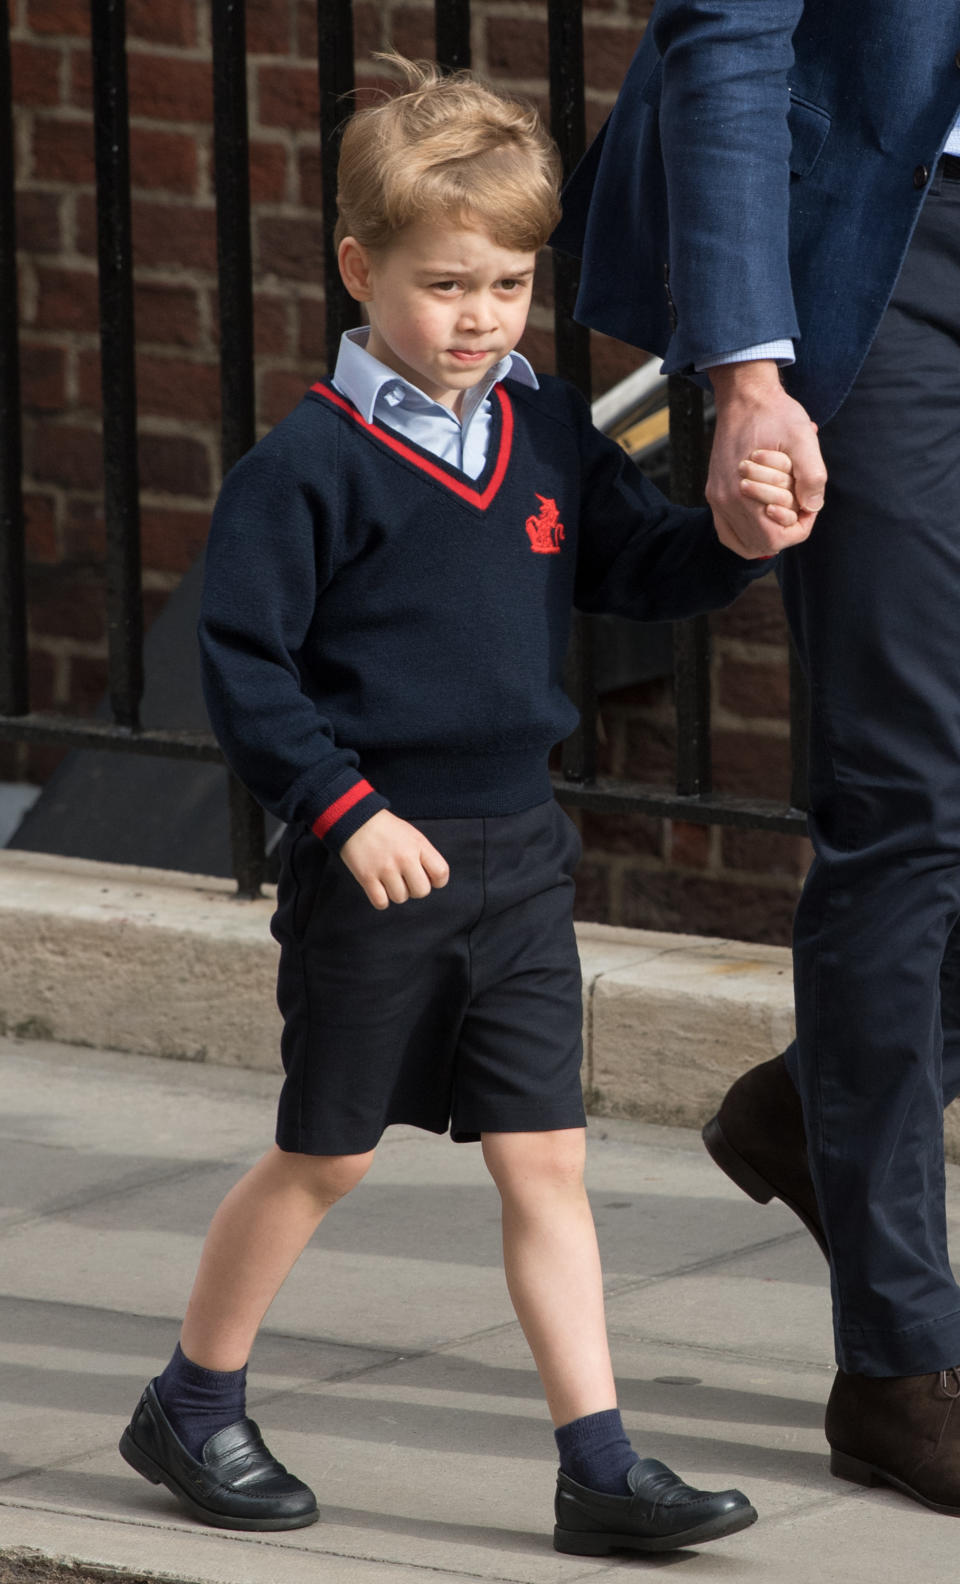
top-left (525, 495), bottom-right (565, 555)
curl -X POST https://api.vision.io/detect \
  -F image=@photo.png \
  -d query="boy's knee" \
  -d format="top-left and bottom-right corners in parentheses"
top-left (483, 1129), bottom-right (586, 1197)
top-left (276, 1146), bottom-right (375, 1206)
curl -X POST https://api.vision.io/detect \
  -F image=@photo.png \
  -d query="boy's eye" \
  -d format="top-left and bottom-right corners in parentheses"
top-left (432, 281), bottom-right (459, 292)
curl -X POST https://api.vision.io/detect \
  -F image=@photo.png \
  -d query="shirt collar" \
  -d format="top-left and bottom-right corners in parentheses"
top-left (332, 325), bottom-right (538, 426)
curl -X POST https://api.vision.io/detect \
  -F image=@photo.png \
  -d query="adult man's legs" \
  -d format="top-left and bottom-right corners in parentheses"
top-left (706, 168), bottom-right (960, 1506)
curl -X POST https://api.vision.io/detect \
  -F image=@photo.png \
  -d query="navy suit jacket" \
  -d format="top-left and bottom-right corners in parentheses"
top-left (553, 0), bottom-right (960, 424)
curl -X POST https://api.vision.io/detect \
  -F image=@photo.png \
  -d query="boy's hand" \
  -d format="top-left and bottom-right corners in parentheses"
top-left (707, 361), bottom-right (826, 558)
top-left (739, 449), bottom-right (801, 526)
top-left (339, 809), bottom-right (450, 909)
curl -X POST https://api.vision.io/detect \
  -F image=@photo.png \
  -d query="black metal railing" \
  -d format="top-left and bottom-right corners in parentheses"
top-left (0, 0), bottom-right (808, 901)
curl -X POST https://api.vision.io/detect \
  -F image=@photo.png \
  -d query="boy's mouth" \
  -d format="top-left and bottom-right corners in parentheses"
top-left (448, 348), bottom-right (492, 362)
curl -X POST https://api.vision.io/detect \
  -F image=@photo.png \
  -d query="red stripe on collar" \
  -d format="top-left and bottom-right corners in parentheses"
top-left (310, 381), bottom-right (514, 510)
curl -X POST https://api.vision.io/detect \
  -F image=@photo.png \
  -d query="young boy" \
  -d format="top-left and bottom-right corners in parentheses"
top-left (119, 58), bottom-right (805, 1557)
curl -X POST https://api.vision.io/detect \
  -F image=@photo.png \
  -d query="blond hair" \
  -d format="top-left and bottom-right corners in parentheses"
top-left (334, 55), bottom-right (562, 253)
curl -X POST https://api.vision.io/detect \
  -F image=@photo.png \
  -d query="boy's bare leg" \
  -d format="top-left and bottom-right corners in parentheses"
top-left (180, 1143), bottom-right (375, 1371)
top-left (481, 1128), bottom-right (617, 1426)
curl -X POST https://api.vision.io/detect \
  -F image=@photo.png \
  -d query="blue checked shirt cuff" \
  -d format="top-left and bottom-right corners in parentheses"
top-left (696, 339), bottom-right (796, 372)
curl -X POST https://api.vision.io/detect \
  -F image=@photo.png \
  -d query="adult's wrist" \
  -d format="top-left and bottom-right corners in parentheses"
top-left (707, 358), bottom-right (783, 405)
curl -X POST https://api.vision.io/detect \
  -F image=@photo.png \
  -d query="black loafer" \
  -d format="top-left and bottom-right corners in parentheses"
top-left (119, 1380), bottom-right (319, 1531)
top-left (554, 1458), bottom-right (757, 1555)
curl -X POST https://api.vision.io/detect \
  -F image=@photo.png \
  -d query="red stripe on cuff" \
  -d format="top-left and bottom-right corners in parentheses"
top-left (311, 779), bottom-right (375, 840)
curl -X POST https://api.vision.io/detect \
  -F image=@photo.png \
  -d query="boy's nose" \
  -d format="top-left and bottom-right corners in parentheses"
top-left (459, 302), bottom-right (496, 331)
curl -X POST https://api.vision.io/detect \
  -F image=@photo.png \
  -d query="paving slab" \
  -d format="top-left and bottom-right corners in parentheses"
top-left (4, 1033), bottom-right (960, 1583)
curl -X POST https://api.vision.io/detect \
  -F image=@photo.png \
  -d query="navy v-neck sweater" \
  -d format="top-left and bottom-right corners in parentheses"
top-left (198, 374), bottom-right (768, 850)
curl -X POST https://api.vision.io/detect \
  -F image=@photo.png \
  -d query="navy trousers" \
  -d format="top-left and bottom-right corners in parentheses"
top-left (779, 165), bottom-right (960, 1375)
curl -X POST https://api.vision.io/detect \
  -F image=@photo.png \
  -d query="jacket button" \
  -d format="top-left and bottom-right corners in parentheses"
top-left (913, 163), bottom-right (930, 188)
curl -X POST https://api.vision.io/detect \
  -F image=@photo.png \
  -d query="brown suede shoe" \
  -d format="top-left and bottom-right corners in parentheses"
top-left (702, 1054), bottom-right (827, 1259)
top-left (826, 1367), bottom-right (960, 1514)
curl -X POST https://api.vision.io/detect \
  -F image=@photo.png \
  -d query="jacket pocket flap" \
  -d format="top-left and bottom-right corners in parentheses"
top-left (788, 93), bottom-right (831, 177)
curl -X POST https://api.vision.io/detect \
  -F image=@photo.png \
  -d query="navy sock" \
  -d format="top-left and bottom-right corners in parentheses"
top-left (554, 1407), bottom-right (638, 1495)
top-left (154, 1343), bottom-right (248, 1461)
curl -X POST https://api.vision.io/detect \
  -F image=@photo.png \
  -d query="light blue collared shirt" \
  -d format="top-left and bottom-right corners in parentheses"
top-left (331, 327), bottom-right (539, 480)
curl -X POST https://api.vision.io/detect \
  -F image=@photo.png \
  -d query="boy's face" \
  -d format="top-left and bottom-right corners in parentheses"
top-left (339, 219), bottom-right (537, 414)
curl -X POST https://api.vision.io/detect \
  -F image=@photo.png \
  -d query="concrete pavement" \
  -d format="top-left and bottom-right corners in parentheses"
top-left (2, 1032), bottom-right (960, 1583)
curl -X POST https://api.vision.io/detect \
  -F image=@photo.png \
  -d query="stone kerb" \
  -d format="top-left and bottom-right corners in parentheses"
top-left (4, 848), bottom-right (957, 1157)
top-left (0, 849), bottom-right (281, 1068)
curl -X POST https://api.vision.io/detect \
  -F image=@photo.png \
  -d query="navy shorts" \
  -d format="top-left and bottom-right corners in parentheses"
top-left (270, 797), bottom-right (586, 1155)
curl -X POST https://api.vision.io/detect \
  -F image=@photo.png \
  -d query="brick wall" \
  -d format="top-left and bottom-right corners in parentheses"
top-left (6, 0), bottom-right (811, 941)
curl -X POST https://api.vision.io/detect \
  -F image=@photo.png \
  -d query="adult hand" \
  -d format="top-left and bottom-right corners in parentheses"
top-left (707, 360), bottom-right (827, 557)
top-left (340, 808), bottom-right (450, 910)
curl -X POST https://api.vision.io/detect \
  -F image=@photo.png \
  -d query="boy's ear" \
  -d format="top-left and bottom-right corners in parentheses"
top-left (338, 237), bottom-right (375, 303)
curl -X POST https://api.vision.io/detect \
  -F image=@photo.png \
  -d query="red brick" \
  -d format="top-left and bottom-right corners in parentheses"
top-left (20, 342), bottom-right (68, 412)
top-left (74, 347), bottom-right (101, 410)
top-left (259, 367), bottom-right (310, 426)
top-left (352, 71), bottom-right (403, 115)
top-left (24, 493), bottom-right (58, 563)
top-left (26, 0), bottom-right (89, 37)
top-left (126, 53), bottom-right (212, 123)
top-left (62, 497), bottom-right (105, 559)
top-left (603, 676), bottom-right (672, 710)
top-left (106, 199), bottom-right (217, 271)
top-left (247, 0), bottom-right (296, 55)
top-left (298, 145), bottom-right (322, 209)
top-left (65, 652), bottom-right (109, 714)
top-left (573, 858), bottom-right (612, 923)
top-left (23, 743), bottom-right (71, 780)
top-left (712, 729), bottom-right (792, 801)
top-left (711, 580), bottom-right (789, 645)
top-left (296, 296), bottom-right (328, 364)
top-left (721, 827), bottom-right (812, 879)
top-left (137, 354), bottom-right (220, 422)
top-left (249, 139), bottom-right (288, 203)
top-left (485, 16), bottom-right (548, 80)
top-left (256, 213), bottom-right (323, 278)
top-left (30, 115), bottom-right (94, 184)
top-left (591, 329), bottom-right (651, 396)
top-left (717, 653), bottom-right (790, 720)
top-left (134, 280), bottom-right (202, 348)
top-left (353, 0), bottom-right (384, 56)
top-left (620, 714), bottom-right (678, 785)
top-left (130, 127), bottom-right (199, 195)
top-left (390, 6), bottom-right (436, 60)
top-left (584, 22), bottom-right (637, 93)
top-left (32, 264), bottom-right (99, 332)
top-left (27, 647), bottom-right (58, 711)
top-left (669, 819), bottom-right (712, 869)
top-left (532, 247), bottom-right (555, 301)
top-left (67, 45), bottom-right (92, 110)
top-left (253, 293), bottom-right (290, 356)
top-left (142, 584), bottom-right (171, 633)
top-left (515, 324), bottom-right (556, 377)
top-left (15, 190), bottom-right (63, 252)
top-left (26, 420), bottom-right (103, 491)
top-left (585, 97), bottom-right (611, 144)
top-left (295, 0), bottom-right (314, 56)
top-left (620, 867), bottom-right (796, 946)
top-left (27, 562), bottom-right (106, 644)
top-left (140, 505), bottom-right (210, 574)
top-left (255, 62), bottom-right (318, 130)
top-left (580, 808), bottom-right (662, 858)
top-left (11, 39), bottom-right (63, 105)
top-left (137, 431), bottom-right (211, 497)
top-left (0, 744), bottom-right (21, 780)
top-left (127, 0), bottom-right (198, 48)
